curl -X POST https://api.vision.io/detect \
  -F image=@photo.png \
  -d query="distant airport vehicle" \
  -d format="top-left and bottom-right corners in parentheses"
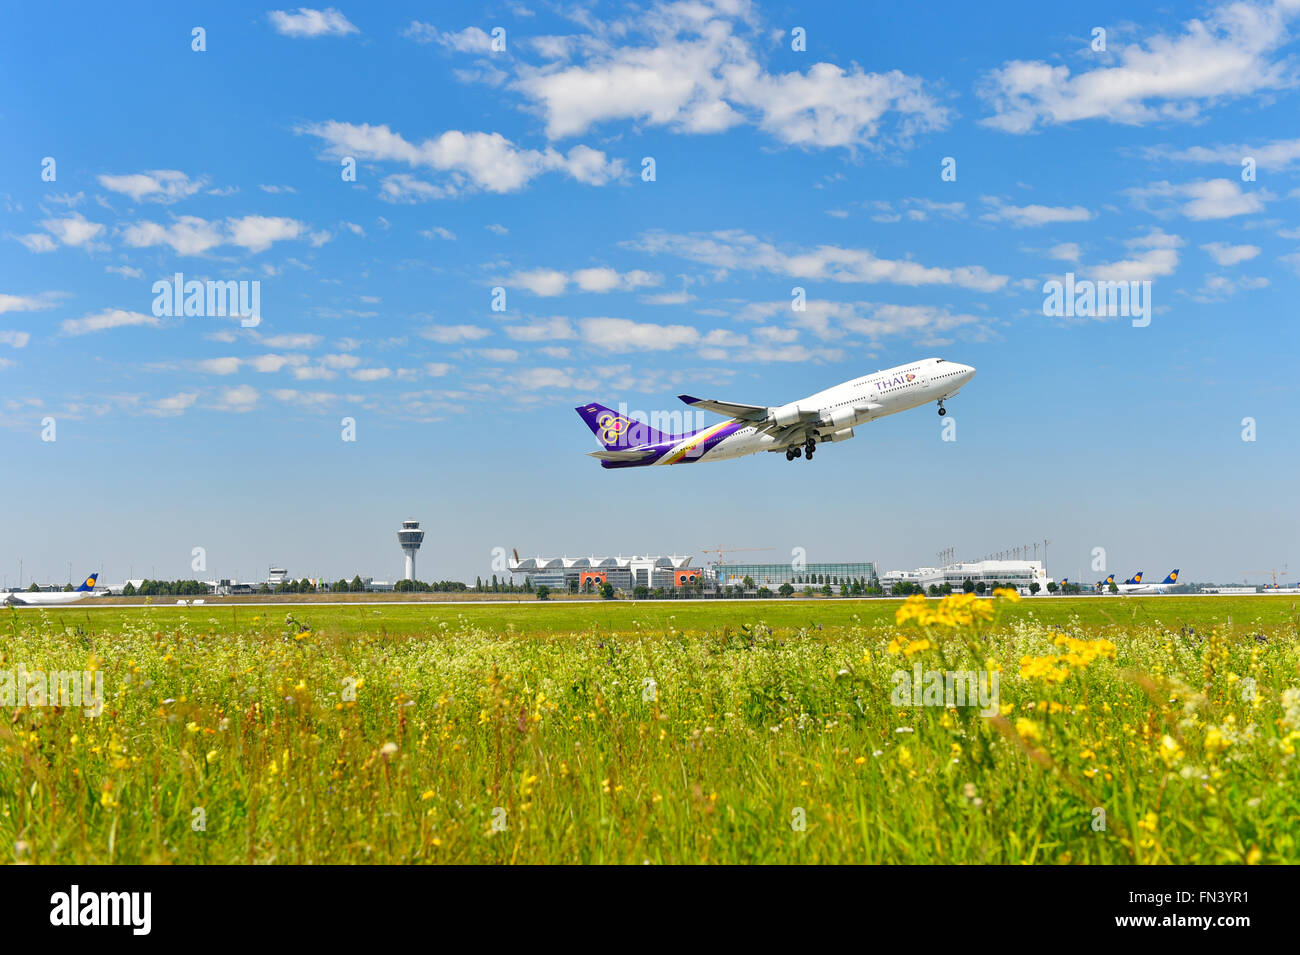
top-left (1117, 570), bottom-right (1180, 595)
top-left (0, 573), bottom-right (100, 606)
top-left (576, 357), bottom-right (976, 467)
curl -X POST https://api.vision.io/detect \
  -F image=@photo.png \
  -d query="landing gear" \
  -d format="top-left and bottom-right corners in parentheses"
top-left (785, 446), bottom-right (802, 460)
top-left (804, 437), bottom-right (816, 461)
top-left (937, 400), bottom-right (947, 416)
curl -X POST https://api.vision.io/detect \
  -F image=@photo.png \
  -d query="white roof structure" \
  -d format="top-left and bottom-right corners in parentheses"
top-left (508, 554), bottom-right (694, 572)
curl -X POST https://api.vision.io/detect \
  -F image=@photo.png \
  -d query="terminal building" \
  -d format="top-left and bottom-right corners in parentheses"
top-left (882, 560), bottom-right (1053, 594)
top-left (715, 561), bottom-right (877, 589)
top-left (507, 554), bottom-right (702, 591)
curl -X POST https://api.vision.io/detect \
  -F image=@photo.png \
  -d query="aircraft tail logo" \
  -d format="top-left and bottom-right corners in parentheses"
top-left (1161, 569), bottom-right (1179, 584)
top-left (75, 573), bottom-right (99, 592)
top-left (574, 403), bottom-right (674, 448)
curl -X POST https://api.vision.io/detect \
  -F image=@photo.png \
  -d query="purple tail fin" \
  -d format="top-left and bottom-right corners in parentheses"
top-left (574, 403), bottom-right (678, 448)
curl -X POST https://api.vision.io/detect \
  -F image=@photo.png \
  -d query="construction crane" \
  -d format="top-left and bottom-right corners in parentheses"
top-left (701, 545), bottom-right (775, 567)
top-left (1244, 566), bottom-right (1288, 589)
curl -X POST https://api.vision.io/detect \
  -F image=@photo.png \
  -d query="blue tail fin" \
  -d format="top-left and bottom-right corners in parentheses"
top-left (75, 572), bottom-right (98, 592)
top-left (1161, 569), bottom-right (1179, 584)
top-left (574, 403), bottom-right (678, 449)
top-left (1123, 571), bottom-right (1143, 585)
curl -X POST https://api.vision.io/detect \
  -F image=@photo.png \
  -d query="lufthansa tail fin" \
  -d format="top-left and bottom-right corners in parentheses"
top-left (75, 572), bottom-right (99, 592)
top-left (1160, 569), bottom-right (1179, 584)
top-left (1123, 571), bottom-right (1144, 585)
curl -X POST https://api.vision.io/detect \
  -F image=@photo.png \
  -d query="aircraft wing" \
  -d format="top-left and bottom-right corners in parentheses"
top-left (677, 394), bottom-right (768, 421)
top-left (587, 448), bottom-right (660, 462)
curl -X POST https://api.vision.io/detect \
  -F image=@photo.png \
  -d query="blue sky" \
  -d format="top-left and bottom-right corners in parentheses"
top-left (1, 0), bottom-right (1297, 587)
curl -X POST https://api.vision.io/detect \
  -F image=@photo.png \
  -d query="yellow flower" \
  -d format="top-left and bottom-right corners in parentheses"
top-left (992, 587), bottom-right (1021, 602)
top-left (1015, 718), bottom-right (1043, 744)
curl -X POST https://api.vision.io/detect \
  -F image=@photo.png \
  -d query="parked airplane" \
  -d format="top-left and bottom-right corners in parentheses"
top-left (1118, 570), bottom-right (1180, 595)
top-left (576, 357), bottom-right (975, 467)
top-left (0, 573), bottom-right (100, 606)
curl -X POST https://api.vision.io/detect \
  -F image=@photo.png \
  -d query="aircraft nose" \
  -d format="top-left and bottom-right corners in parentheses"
top-left (960, 364), bottom-right (976, 381)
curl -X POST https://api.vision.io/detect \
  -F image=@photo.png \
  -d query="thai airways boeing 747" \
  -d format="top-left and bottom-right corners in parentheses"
top-left (576, 356), bottom-right (975, 467)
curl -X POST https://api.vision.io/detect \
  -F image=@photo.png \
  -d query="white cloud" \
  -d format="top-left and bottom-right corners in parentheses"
top-left (425, 362), bottom-right (453, 376)
top-left (151, 392), bottom-right (198, 416)
top-left (268, 7), bottom-right (358, 38)
top-left (248, 353), bottom-right (307, 373)
top-left (510, 1), bottom-right (947, 149)
top-left (299, 121), bottom-right (624, 196)
top-left (1085, 230), bottom-right (1183, 282)
top-left (121, 216), bottom-right (224, 255)
top-left (105, 264), bottom-right (144, 278)
top-left (1202, 241), bottom-right (1261, 265)
top-left (629, 229), bottom-right (1008, 292)
top-left (61, 308), bottom-right (159, 336)
top-left (577, 317), bottom-right (701, 351)
top-left (1146, 137), bottom-right (1300, 171)
top-left (980, 196), bottom-right (1093, 227)
top-left (505, 316), bottom-right (576, 341)
top-left (476, 348), bottom-right (519, 362)
top-left (40, 213), bottom-right (104, 247)
top-left (0, 330), bottom-right (30, 348)
top-left (121, 214), bottom-right (312, 255)
top-left (403, 23), bottom-right (493, 52)
top-left (97, 170), bottom-right (206, 203)
top-left (13, 233), bottom-right (57, 253)
top-left (227, 215), bottom-right (307, 252)
top-left (198, 357), bottom-right (241, 375)
top-left (421, 226), bottom-right (457, 240)
top-left (213, 384), bottom-right (259, 412)
top-left (349, 367), bottom-right (392, 381)
top-left (420, 324), bottom-right (490, 343)
top-left (1131, 178), bottom-right (1268, 220)
top-left (980, 0), bottom-right (1300, 132)
top-left (0, 293), bottom-right (58, 315)
top-left (1048, 242), bottom-right (1082, 262)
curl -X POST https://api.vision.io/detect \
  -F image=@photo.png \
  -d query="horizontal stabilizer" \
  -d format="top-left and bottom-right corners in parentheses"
top-left (678, 394), bottom-right (768, 421)
top-left (587, 448), bottom-right (658, 462)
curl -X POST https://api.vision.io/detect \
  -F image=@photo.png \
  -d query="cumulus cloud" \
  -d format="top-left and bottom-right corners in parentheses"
top-left (1130, 178), bottom-right (1269, 220)
top-left (509, 0), bottom-right (947, 149)
top-left (1084, 230), bottom-right (1184, 282)
top-left (121, 214), bottom-right (315, 255)
top-left (420, 324), bottom-right (491, 343)
top-left (97, 170), bottom-right (206, 203)
top-left (61, 308), bottom-right (160, 335)
top-left (1202, 241), bottom-right (1261, 265)
top-left (268, 7), bottom-right (358, 38)
top-left (509, 266), bottom-right (660, 296)
top-left (298, 121), bottom-right (624, 197)
top-left (980, 196), bottom-right (1093, 227)
top-left (980, 0), bottom-right (1300, 132)
top-left (578, 317), bottom-right (701, 351)
top-left (39, 213), bottom-right (104, 247)
top-left (403, 23), bottom-right (493, 52)
top-left (628, 229), bottom-right (1008, 292)
top-left (1144, 137), bottom-right (1300, 171)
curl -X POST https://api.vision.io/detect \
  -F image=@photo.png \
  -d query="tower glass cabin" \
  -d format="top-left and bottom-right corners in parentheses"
top-left (397, 519), bottom-right (425, 581)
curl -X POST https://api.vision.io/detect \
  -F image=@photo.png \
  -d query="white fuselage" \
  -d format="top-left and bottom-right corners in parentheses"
top-left (0, 590), bottom-right (95, 606)
top-left (659, 356), bottom-right (975, 464)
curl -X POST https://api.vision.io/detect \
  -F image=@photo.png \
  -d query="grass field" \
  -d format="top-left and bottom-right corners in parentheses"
top-left (4, 595), bottom-right (1298, 863)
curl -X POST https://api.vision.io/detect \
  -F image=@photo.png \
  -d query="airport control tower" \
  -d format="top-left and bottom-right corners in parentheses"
top-left (397, 519), bottom-right (425, 581)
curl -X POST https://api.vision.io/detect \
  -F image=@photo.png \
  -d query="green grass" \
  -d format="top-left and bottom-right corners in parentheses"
top-left (3, 596), bottom-right (1298, 864)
